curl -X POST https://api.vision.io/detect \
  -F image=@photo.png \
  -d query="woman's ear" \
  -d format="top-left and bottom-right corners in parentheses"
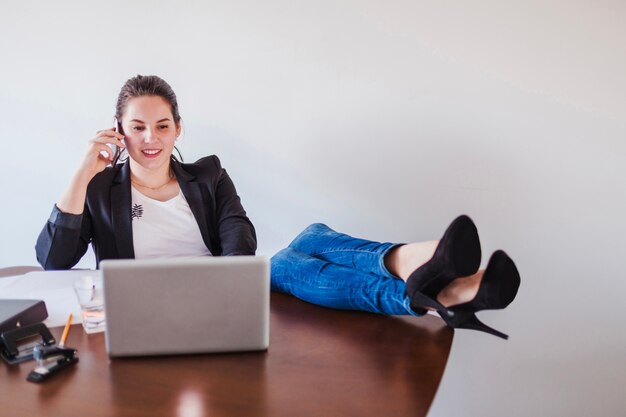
top-left (176, 121), bottom-right (182, 139)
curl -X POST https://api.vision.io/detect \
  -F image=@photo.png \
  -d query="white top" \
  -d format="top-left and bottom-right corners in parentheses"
top-left (131, 186), bottom-right (212, 259)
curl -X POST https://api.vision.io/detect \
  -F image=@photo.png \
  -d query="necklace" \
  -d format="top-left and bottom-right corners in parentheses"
top-left (131, 171), bottom-right (174, 191)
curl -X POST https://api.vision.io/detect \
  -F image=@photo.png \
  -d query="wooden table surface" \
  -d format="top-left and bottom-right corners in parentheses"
top-left (0, 292), bottom-right (453, 417)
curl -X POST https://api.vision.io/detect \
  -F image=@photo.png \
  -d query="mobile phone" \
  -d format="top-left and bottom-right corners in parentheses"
top-left (114, 117), bottom-right (122, 134)
top-left (111, 117), bottom-right (121, 152)
top-left (107, 117), bottom-right (123, 164)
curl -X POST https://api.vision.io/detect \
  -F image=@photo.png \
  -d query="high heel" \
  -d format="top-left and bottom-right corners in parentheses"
top-left (436, 250), bottom-right (521, 340)
top-left (405, 214), bottom-right (481, 301)
top-left (443, 313), bottom-right (510, 339)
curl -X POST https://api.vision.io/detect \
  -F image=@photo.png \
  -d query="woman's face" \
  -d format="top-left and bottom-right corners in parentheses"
top-left (121, 95), bottom-right (179, 172)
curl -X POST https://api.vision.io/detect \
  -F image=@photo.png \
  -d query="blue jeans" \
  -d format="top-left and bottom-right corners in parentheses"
top-left (270, 223), bottom-right (423, 316)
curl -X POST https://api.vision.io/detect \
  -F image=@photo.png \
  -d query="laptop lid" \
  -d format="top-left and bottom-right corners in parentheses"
top-left (101, 256), bottom-right (269, 357)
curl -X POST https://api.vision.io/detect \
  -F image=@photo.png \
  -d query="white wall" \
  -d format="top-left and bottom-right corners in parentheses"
top-left (1, 1), bottom-right (625, 415)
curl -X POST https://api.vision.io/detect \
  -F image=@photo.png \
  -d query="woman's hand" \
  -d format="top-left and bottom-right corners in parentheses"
top-left (55, 127), bottom-right (126, 215)
top-left (77, 128), bottom-right (126, 181)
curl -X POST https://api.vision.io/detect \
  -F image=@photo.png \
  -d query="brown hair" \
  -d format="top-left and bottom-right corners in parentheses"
top-left (112, 75), bottom-right (183, 164)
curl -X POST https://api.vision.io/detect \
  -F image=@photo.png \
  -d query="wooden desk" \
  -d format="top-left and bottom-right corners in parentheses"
top-left (1, 293), bottom-right (453, 417)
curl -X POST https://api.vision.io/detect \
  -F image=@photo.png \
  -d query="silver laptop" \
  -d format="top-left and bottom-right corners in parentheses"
top-left (100, 256), bottom-right (269, 357)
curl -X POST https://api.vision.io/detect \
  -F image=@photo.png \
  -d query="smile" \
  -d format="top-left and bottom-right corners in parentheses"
top-left (141, 149), bottom-right (162, 158)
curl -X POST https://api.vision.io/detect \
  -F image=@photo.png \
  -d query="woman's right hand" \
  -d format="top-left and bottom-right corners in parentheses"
top-left (77, 128), bottom-right (126, 181)
top-left (56, 128), bottom-right (126, 215)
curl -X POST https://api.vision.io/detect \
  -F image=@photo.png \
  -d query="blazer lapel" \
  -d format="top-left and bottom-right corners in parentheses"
top-left (172, 161), bottom-right (215, 254)
top-left (110, 162), bottom-right (135, 259)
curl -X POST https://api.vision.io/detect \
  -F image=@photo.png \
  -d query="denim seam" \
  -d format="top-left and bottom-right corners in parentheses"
top-left (309, 248), bottom-right (386, 256)
top-left (283, 280), bottom-right (402, 296)
top-left (282, 282), bottom-right (415, 315)
top-left (274, 272), bottom-right (421, 316)
top-left (310, 247), bottom-right (394, 278)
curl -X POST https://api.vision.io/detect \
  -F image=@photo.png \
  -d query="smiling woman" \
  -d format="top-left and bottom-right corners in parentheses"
top-left (35, 75), bottom-right (257, 267)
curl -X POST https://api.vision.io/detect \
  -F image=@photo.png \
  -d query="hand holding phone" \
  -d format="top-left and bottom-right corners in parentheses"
top-left (56, 119), bottom-right (126, 215)
top-left (79, 120), bottom-right (126, 180)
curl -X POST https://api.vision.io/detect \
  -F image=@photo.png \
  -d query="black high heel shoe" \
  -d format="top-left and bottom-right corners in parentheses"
top-left (411, 250), bottom-right (521, 339)
top-left (405, 214), bottom-right (482, 302)
top-left (441, 250), bottom-right (520, 339)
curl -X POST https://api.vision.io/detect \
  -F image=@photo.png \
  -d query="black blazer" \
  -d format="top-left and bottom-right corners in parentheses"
top-left (36, 155), bottom-right (257, 270)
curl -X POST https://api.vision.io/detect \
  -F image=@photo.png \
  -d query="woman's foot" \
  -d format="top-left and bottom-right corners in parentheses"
top-left (419, 250), bottom-right (521, 339)
top-left (410, 251), bottom-right (520, 310)
top-left (403, 215), bottom-right (481, 302)
top-left (386, 240), bottom-right (483, 308)
top-left (436, 270), bottom-right (484, 308)
top-left (385, 240), bottom-right (440, 281)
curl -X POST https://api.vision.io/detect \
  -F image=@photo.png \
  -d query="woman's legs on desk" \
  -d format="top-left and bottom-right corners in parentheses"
top-left (271, 222), bottom-right (421, 316)
top-left (270, 217), bottom-right (521, 339)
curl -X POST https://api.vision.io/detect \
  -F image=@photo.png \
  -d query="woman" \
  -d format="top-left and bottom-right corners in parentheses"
top-left (36, 75), bottom-right (256, 269)
top-left (36, 75), bottom-right (520, 340)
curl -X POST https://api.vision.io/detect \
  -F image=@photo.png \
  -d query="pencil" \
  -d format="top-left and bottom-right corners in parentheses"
top-left (59, 313), bottom-right (73, 347)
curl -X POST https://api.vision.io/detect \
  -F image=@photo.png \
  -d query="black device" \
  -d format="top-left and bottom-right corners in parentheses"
top-left (109, 116), bottom-right (124, 164)
top-left (1, 322), bottom-right (56, 364)
top-left (26, 345), bottom-right (79, 383)
top-left (0, 299), bottom-right (48, 334)
top-left (0, 300), bottom-right (51, 364)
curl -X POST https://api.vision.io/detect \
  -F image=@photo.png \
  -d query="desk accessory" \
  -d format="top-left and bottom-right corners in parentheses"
top-left (0, 322), bottom-right (56, 364)
top-left (26, 344), bottom-right (79, 383)
top-left (26, 314), bottom-right (78, 382)
top-left (0, 299), bottom-right (48, 333)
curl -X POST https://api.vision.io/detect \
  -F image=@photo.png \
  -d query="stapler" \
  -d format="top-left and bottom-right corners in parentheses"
top-left (26, 344), bottom-right (79, 383)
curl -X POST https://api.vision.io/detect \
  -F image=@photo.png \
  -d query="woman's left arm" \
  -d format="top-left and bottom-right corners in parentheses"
top-left (214, 163), bottom-right (257, 256)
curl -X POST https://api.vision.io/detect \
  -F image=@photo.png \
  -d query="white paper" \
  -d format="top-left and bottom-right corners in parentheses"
top-left (0, 270), bottom-right (101, 328)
